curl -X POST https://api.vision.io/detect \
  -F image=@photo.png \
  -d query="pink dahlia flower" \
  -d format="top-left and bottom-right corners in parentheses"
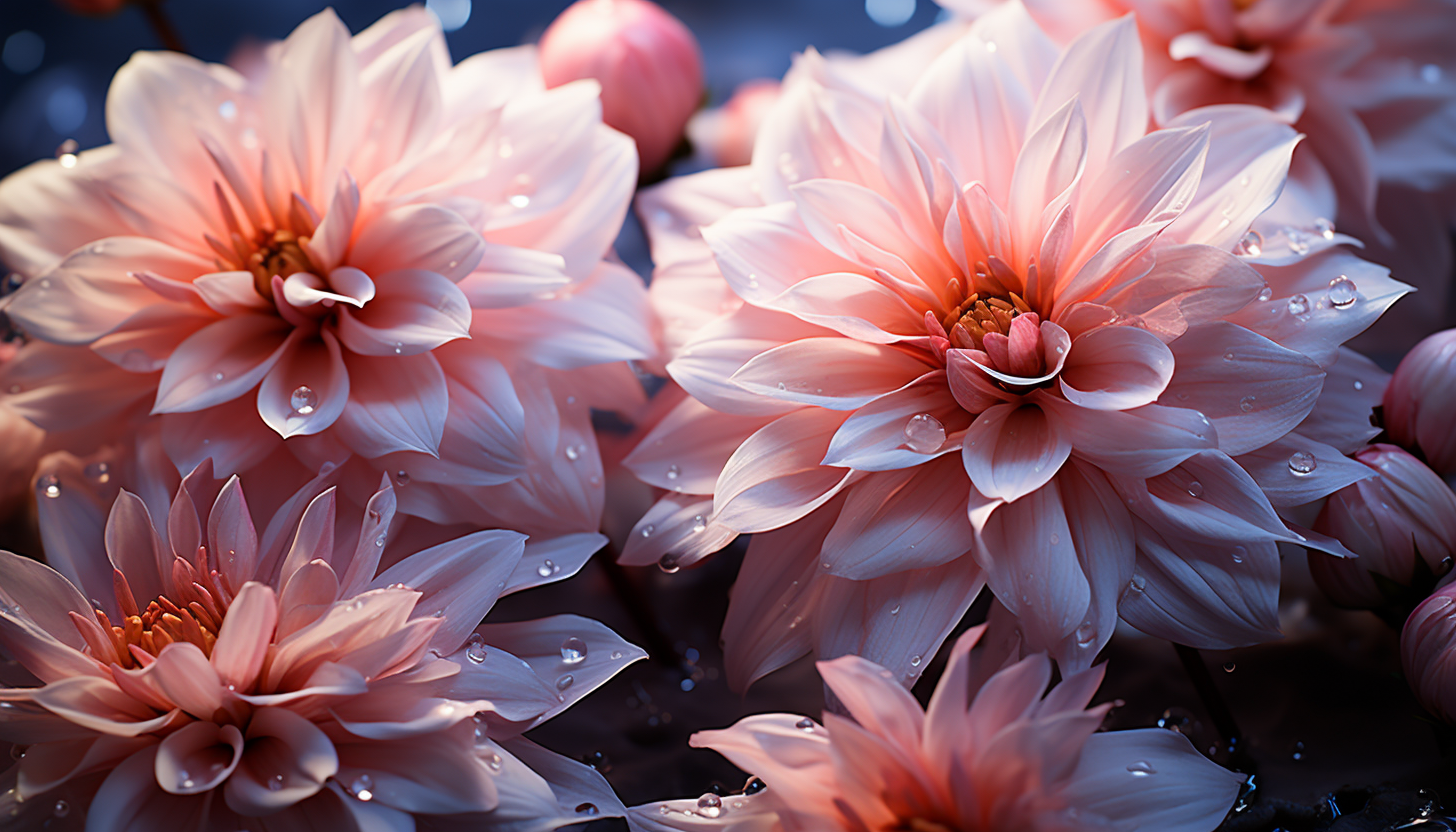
top-left (1403, 581), bottom-right (1456, 725)
top-left (1309, 443), bottom-right (1456, 609)
top-left (0, 460), bottom-right (645, 829)
top-left (627, 625), bottom-right (1242, 832)
top-left (1018, 0), bottom-right (1456, 350)
top-left (627, 4), bottom-right (1406, 686)
top-left (0, 7), bottom-right (657, 529)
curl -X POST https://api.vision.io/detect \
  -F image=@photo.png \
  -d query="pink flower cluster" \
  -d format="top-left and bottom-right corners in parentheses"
top-left (3, 0), bottom-right (1456, 826)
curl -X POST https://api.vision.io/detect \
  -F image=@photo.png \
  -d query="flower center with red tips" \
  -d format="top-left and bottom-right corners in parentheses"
top-left (941, 291), bottom-right (1033, 351)
top-left (246, 229), bottom-right (319, 298)
top-left (92, 595), bottom-right (223, 670)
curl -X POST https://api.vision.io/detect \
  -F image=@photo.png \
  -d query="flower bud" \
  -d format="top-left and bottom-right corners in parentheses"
top-left (1309, 444), bottom-right (1456, 609)
top-left (539, 0), bottom-right (704, 175)
top-left (1383, 328), bottom-right (1456, 473)
top-left (1403, 582), bottom-right (1456, 724)
top-left (687, 78), bottom-right (780, 168)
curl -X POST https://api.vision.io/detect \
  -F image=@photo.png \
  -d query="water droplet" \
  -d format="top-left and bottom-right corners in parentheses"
top-left (555, 674), bottom-right (574, 691)
top-left (465, 634), bottom-right (488, 664)
top-left (1223, 351), bottom-right (1235, 362)
top-left (1326, 275), bottom-right (1357, 308)
top-left (1313, 217), bottom-right (1335, 240)
top-left (52, 799), bottom-right (69, 818)
top-left (484, 751), bottom-right (502, 772)
top-left (38, 475), bottom-right (60, 499)
top-left (560, 637), bottom-right (587, 665)
top-left (1238, 395), bottom-right (1255, 414)
top-left (392, 342), bottom-right (403, 355)
top-left (692, 515), bottom-right (706, 533)
top-left (1353, 380), bottom-right (1364, 391)
top-left (178, 769), bottom-right (195, 789)
top-left (290, 385), bottom-right (317, 416)
top-left (658, 553), bottom-right (681, 574)
top-left (1129, 574), bottom-right (1147, 593)
top-left (218, 100), bottom-right (237, 121)
top-left (211, 371), bottom-right (225, 382)
top-left (1422, 63), bottom-right (1442, 83)
top-left (889, 604), bottom-right (900, 615)
top-left (374, 532), bottom-right (386, 548)
top-left (1257, 285), bottom-right (1273, 302)
top-left (1050, 532), bottom-right (1060, 545)
top-left (1286, 294), bottom-right (1310, 316)
top-left (1235, 230), bottom-right (1263, 257)
top-left (84, 461), bottom-right (110, 483)
top-left (777, 151), bottom-right (801, 183)
top-left (1075, 620), bottom-right (1096, 646)
top-left (1222, 662), bottom-right (1236, 673)
top-left (696, 794), bottom-right (723, 819)
top-left (394, 470), bottom-right (410, 485)
top-left (351, 774), bottom-right (374, 801)
top-left (509, 194), bottom-right (531, 208)
top-left (665, 464), bottom-right (680, 480)
top-left (267, 774), bottom-right (284, 791)
top-left (1287, 450), bottom-right (1317, 476)
top-left (56, 139), bottom-right (79, 168)
top-left (902, 412), bottom-right (946, 454)
top-left (910, 654), bottom-right (921, 667)
top-left (565, 444), bottom-right (586, 462)
top-left (1287, 230), bottom-right (1310, 256)
top-left (575, 803), bottom-right (599, 816)
top-left (1126, 760), bottom-right (1156, 777)
top-left (795, 718), bottom-right (815, 731)
top-left (1231, 545), bottom-right (1246, 564)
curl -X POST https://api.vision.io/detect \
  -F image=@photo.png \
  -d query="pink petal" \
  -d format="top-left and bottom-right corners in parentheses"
top-left (331, 695), bottom-right (480, 741)
top-left (1234, 432), bottom-right (1370, 508)
top-left (1007, 97), bottom-right (1087, 265)
top-left (192, 271), bottom-right (273, 315)
top-left (625, 396), bottom-right (775, 495)
top-left (1059, 324), bottom-right (1174, 410)
top-left (1162, 322), bottom-right (1324, 456)
top-left (103, 490), bottom-right (167, 610)
top-left (455, 244), bottom-right (571, 309)
top-left (816, 654), bottom-right (925, 754)
top-left (208, 475), bottom-right (259, 591)
top-left (85, 746), bottom-right (207, 832)
top-left (159, 396), bottom-right (281, 478)
top-left (1036, 394), bottom-right (1216, 479)
top-left (430, 647), bottom-right (558, 726)
top-left (350, 204), bottom-right (485, 282)
top-left (224, 706), bottom-right (339, 815)
top-left (156, 721), bottom-right (244, 794)
top-left (789, 179), bottom-right (956, 292)
top-left (1169, 31), bottom-right (1272, 79)
top-left (690, 715), bottom-right (837, 805)
top-left (500, 736), bottom-right (629, 824)
top-left (30, 676), bottom-right (178, 737)
top-left (618, 493), bottom-right (738, 569)
top-left (143, 642), bottom-right (227, 720)
top-left (257, 330), bottom-right (350, 438)
top-left (0, 551), bottom-right (92, 651)
top-left (766, 272), bottom-right (930, 343)
top-left (667, 304), bottom-right (835, 416)
top-left (334, 350), bottom-right (448, 457)
top-left (822, 372), bottom-right (969, 471)
top-left (946, 349), bottom-right (1015, 414)
top-left (474, 615), bottom-right (646, 724)
top-left (1047, 459), bottom-right (1136, 671)
top-left (332, 727), bottom-right (496, 814)
top-left (1029, 14), bottom-right (1146, 176)
top-left (392, 342), bottom-right (526, 486)
top-left (713, 409), bottom-right (854, 533)
top-left (278, 487), bottom-right (338, 591)
top-left (961, 403), bottom-right (1070, 503)
top-left (152, 316), bottom-right (296, 414)
top-left (1061, 730), bottom-right (1243, 830)
top-left (2, 341), bottom-right (152, 433)
top-left (303, 172), bottom-right (361, 271)
top-left (730, 337), bottom-right (935, 410)
top-left (370, 529), bottom-right (526, 653)
top-left (90, 303), bottom-right (215, 375)
top-left (0, 613), bottom-right (101, 683)
top-left (821, 459), bottom-right (975, 580)
top-left (210, 582), bottom-right (277, 692)
top-left (700, 201), bottom-right (868, 306)
top-left (334, 269), bottom-right (471, 357)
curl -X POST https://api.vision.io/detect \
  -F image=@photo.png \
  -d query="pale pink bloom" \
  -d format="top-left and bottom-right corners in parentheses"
top-left (1402, 582), bottom-right (1456, 724)
top-left (689, 79), bottom-right (782, 169)
top-left (1019, 0), bottom-right (1456, 353)
top-left (540, 0), bottom-right (704, 175)
top-left (1383, 328), bottom-right (1456, 473)
top-left (0, 8), bottom-right (656, 537)
top-left (1309, 444), bottom-right (1456, 609)
top-left (627, 625), bottom-right (1242, 832)
top-left (626, 4), bottom-right (1406, 687)
top-left (0, 460), bottom-right (644, 830)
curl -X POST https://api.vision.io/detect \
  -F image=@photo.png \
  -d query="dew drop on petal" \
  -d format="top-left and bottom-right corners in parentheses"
top-left (1186, 480), bottom-right (1204, 498)
top-left (290, 385), bottom-right (317, 416)
top-left (1239, 396), bottom-right (1255, 414)
top-left (395, 470), bottom-right (411, 486)
top-left (576, 803), bottom-right (599, 816)
top-left (1313, 217), bottom-right (1335, 240)
top-left (555, 674), bottom-right (574, 691)
top-left (1286, 294), bottom-right (1310, 316)
top-left (211, 371), bottom-right (225, 382)
top-left (560, 637), bottom-right (587, 665)
top-left (1075, 620), bottom-right (1096, 647)
top-left (795, 718), bottom-right (815, 731)
top-left (640, 524), bottom-right (655, 538)
top-left (665, 464), bottom-right (680, 480)
top-left (351, 774), bottom-right (374, 801)
top-left (1353, 380), bottom-right (1364, 391)
top-left (890, 604), bottom-right (900, 615)
top-left (1326, 275), bottom-right (1357, 308)
top-left (84, 461), bottom-right (110, 483)
top-left (484, 751), bottom-right (502, 772)
top-left (1231, 545), bottom-right (1246, 564)
top-left (465, 634), bottom-right (488, 664)
top-left (909, 654), bottom-right (921, 667)
top-left (1223, 662), bottom-right (1236, 673)
top-left (692, 515), bottom-right (706, 533)
top-left (696, 794), bottom-right (723, 819)
top-left (658, 553), bottom-right (681, 574)
top-left (902, 413), bottom-right (945, 454)
top-left (52, 800), bottom-right (69, 818)
top-left (1234, 230), bottom-right (1263, 257)
top-left (564, 444), bottom-right (582, 461)
top-left (1287, 230), bottom-right (1310, 256)
top-left (267, 774), bottom-right (284, 792)
top-left (1126, 761), bottom-right (1155, 777)
top-left (1257, 285), bottom-right (1273, 302)
top-left (1287, 451), bottom-right (1317, 476)
top-left (38, 475), bottom-right (60, 499)
top-left (536, 559), bottom-right (557, 578)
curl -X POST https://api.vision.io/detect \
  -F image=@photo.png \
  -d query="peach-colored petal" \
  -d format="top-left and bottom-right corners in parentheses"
top-left (961, 403), bottom-right (1070, 503)
top-left (152, 316), bottom-right (296, 414)
top-left (224, 707), bottom-right (338, 815)
top-left (156, 721), bottom-right (244, 794)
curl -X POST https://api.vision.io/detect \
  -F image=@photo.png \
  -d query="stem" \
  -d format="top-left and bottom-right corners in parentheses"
top-left (1173, 643), bottom-right (1252, 768)
top-left (136, 0), bottom-right (188, 55)
top-left (597, 543), bottom-right (680, 669)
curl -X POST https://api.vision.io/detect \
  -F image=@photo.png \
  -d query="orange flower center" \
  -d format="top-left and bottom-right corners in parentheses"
top-left (245, 229), bottom-right (319, 298)
top-left (92, 595), bottom-right (222, 670)
top-left (898, 820), bottom-right (959, 832)
top-left (941, 291), bottom-right (1033, 351)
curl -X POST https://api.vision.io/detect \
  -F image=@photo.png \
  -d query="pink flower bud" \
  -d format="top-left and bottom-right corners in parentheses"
top-left (1403, 582), bottom-right (1456, 724)
top-left (688, 78), bottom-right (781, 168)
top-left (1309, 444), bottom-right (1456, 609)
top-left (539, 0), bottom-right (704, 175)
top-left (1383, 329), bottom-right (1456, 473)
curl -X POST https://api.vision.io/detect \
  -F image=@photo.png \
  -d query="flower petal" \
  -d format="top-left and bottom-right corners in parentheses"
top-left (257, 330), bottom-right (350, 438)
top-left (224, 707), bottom-right (339, 816)
top-left (1059, 324), bottom-right (1174, 411)
top-left (371, 529), bottom-right (526, 654)
top-left (823, 372), bottom-right (970, 471)
top-left (474, 614), bottom-right (646, 725)
top-left (210, 582), bottom-right (277, 693)
top-left (350, 204), bottom-right (485, 282)
top-left (822, 459), bottom-right (975, 580)
top-left (156, 721), bottom-right (244, 794)
top-left (1060, 730), bottom-right (1243, 832)
top-left (334, 269), bottom-right (471, 357)
top-left (335, 350), bottom-right (448, 457)
top-left (713, 408), bottom-right (854, 533)
top-left (152, 316), bottom-right (295, 414)
top-left (731, 337), bottom-right (935, 411)
top-left (961, 403), bottom-right (1070, 503)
